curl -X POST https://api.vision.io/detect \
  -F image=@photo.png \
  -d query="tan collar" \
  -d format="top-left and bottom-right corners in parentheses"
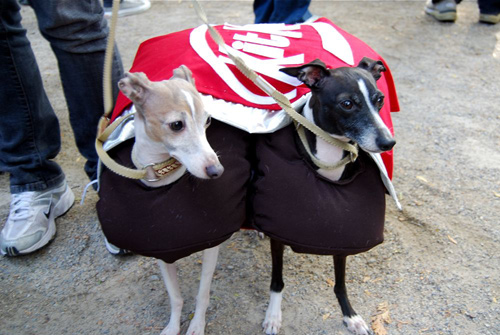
top-left (131, 145), bottom-right (183, 182)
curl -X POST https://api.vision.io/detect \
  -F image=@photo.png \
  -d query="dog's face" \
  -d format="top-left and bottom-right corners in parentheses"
top-left (280, 58), bottom-right (395, 153)
top-left (118, 67), bottom-right (223, 179)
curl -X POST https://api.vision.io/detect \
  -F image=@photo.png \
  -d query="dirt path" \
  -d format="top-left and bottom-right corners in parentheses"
top-left (1, 1), bottom-right (499, 335)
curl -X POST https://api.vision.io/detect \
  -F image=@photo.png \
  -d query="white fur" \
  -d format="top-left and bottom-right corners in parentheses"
top-left (303, 99), bottom-right (348, 181)
top-left (120, 72), bottom-right (223, 335)
top-left (136, 100), bottom-right (219, 333)
top-left (343, 315), bottom-right (370, 335)
top-left (357, 79), bottom-right (392, 152)
top-left (182, 89), bottom-right (196, 121)
top-left (159, 247), bottom-right (219, 335)
top-left (133, 115), bottom-right (187, 187)
top-left (263, 291), bottom-right (283, 335)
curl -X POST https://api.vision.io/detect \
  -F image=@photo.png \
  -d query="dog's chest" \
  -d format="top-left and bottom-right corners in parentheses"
top-left (314, 137), bottom-right (345, 181)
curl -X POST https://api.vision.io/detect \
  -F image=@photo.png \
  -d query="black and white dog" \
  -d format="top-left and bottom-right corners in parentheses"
top-left (262, 57), bottom-right (395, 335)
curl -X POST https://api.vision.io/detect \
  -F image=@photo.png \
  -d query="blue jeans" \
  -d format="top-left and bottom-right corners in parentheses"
top-left (477, 0), bottom-right (500, 14)
top-left (254, 0), bottom-right (312, 24)
top-left (0, 0), bottom-right (123, 193)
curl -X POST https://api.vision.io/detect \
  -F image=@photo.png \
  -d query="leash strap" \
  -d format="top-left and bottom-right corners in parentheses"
top-left (96, 0), bottom-right (358, 179)
top-left (96, 111), bottom-right (182, 180)
top-left (96, 0), bottom-right (182, 180)
top-left (296, 125), bottom-right (358, 170)
top-left (192, 0), bottom-right (358, 167)
top-left (96, 113), bottom-right (146, 179)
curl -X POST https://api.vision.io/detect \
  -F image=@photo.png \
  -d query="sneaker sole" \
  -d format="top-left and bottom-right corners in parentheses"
top-left (425, 8), bottom-right (457, 22)
top-left (479, 13), bottom-right (500, 24)
top-left (2, 186), bottom-right (75, 256)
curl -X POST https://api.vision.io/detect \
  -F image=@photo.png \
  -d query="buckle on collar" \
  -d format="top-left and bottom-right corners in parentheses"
top-left (143, 159), bottom-right (183, 182)
top-left (142, 163), bottom-right (161, 182)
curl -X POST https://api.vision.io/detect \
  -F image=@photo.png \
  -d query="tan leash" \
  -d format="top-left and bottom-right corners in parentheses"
top-left (96, 0), bottom-right (358, 180)
top-left (296, 126), bottom-right (357, 170)
top-left (96, 0), bottom-right (182, 180)
top-left (192, 0), bottom-right (358, 168)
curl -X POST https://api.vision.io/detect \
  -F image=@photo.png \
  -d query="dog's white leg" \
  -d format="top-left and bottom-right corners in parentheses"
top-left (158, 260), bottom-right (183, 335)
top-left (262, 291), bottom-right (283, 335)
top-left (185, 246), bottom-right (219, 335)
top-left (344, 315), bottom-right (371, 335)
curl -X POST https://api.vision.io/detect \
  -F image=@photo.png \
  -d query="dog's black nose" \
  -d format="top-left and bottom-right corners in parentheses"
top-left (377, 137), bottom-right (396, 152)
top-left (206, 164), bottom-right (224, 179)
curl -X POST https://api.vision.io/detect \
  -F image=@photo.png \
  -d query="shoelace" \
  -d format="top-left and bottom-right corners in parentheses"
top-left (9, 192), bottom-right (36, 221)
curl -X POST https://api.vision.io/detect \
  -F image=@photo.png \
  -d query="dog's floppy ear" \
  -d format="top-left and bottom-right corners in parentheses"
top-left (118, 72), bottom-right (150, 105)
top-left (171, 65), bottom-right (195, 85)
top-left (280, 59), bottom-right (330, 89)
top-left (357, 57), bottom-right (386, 81)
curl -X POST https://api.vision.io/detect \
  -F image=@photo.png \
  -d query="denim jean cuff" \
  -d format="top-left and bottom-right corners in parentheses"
top-left (10, 173), bottom-right (65, 194)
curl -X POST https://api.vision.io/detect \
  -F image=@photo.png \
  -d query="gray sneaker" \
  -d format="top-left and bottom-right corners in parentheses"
top-left (425, 0), bottom-right (457, 22)
top-left (479, 12), bottom-right (500, 24)
top-left (0, 180), bottom-right (75, 256)
top-left (104, 0), bottom-right (151, 18)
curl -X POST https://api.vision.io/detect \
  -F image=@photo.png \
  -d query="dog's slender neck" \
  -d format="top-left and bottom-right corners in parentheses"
top-left (303, 95), bottom-right (350, 181)
top-left (132, 114), bottom-right (187, 187)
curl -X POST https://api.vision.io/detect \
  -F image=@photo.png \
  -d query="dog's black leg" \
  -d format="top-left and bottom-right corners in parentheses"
top-left (334, 255), bottom-right (356, 318)
top-left (270, 238), bottom-right (285, 293)
top-left (334, 255), bottom-right (372, 335)
top-left (263, 239), bottom-right (285, 335)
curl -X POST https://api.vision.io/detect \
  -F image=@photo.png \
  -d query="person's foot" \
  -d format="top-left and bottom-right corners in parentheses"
top-left (479, 12), bottom-right (500, 24)
top-left (0, 180), bottom-right (75, 256)
top-left (425, 0), bottom-right (457, 22)
top-left (104, 0), bottom-right (151, 18)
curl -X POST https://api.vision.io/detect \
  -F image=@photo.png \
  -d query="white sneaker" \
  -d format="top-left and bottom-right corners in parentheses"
top-left (424, 0), bottom-right (457, 22)
top-left (0, 180), bottom-right (75, 256)
top-left (104, 0), bottom-right (151, 18)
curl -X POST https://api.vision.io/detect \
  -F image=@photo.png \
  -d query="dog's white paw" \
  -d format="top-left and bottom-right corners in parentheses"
top-left (185, 317), bottom-right (205, 335)
top-left (262, 311), bottom-right (282, 335)
top-left (343, 315), bottom-right (371, 335)
top-left (160, 323), bottom-right (180, 335)
top-left (262, 291), bottom-right (282, 335)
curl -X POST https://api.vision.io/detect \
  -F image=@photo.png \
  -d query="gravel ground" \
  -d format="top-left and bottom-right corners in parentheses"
top-left (1, 1), bottom-right (499, 335)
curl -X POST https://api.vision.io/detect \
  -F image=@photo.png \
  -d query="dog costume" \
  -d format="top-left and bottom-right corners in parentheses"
top-left (97, 18), bottom-right (399, 262)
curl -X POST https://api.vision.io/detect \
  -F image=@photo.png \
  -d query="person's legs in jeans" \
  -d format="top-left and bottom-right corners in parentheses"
top-left (0, 0), bottom-right (123, 255)
top-left (29, 0), bottom-right (123, 181)
top-left (0, 0), bottom-right (64, 193)
top-left (254, 0), bottom-right (312, 24)
top-left (0, 0), bottom-right (70, 255)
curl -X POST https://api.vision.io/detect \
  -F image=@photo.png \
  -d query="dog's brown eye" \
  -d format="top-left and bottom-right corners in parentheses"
top-left (169, 121), bottom-right (184, 132)
top-left (340, 100), bottom-right (353, 110)
top-left (376, 96), bottom-right (384, 104)
top-left (205, 116), bottom-right (212, 126)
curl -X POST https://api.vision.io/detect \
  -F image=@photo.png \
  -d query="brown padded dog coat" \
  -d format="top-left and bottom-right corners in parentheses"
top-left (97, 120), bottom-right (252, 263)
top-left (97, 119), bottom-right (386, 262)
top-left (252, 125), bottom-right (386, 256)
